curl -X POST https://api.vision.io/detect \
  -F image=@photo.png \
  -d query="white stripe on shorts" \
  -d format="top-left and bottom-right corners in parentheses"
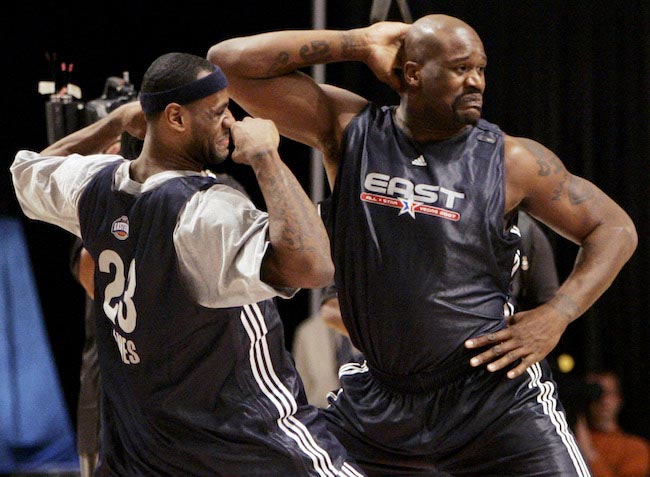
top-left (338, 361), bottom-right (369, 379)
top-left (241, 304), bottom-right (352, 477)
top-left (526, 362), bottom-right (591, 477)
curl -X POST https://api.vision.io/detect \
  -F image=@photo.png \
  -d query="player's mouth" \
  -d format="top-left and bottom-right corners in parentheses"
top-left (458, 93), bottom-right (483, 110)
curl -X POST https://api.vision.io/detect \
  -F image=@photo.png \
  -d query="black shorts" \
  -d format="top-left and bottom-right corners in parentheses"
top-left (97, 401), bottom-right (366, 477)
top-left (322, 359), bottom-right (590, 477)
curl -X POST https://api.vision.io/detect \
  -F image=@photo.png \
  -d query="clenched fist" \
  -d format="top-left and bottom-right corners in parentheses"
top-left (230, 117), bottom-right (280, 166)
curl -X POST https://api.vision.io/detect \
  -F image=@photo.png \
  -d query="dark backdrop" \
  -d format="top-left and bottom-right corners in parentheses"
top-left (2, 0), bottom-right (648, 440)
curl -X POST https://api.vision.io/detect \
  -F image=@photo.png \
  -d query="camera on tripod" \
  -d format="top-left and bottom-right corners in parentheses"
top-left (84, 73), bottom-right (137, 124)
top-left (45, 72), bottom-right (137, 145)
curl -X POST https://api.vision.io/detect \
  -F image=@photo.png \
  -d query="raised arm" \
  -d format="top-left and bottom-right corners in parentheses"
top-left (466, 136), bottom-right (637, 378)
top-left (11, 102), bottom-right (146, 236)
top-left (230, 117), bottom-right (334, 289)
top-left (207, 22), bottom-right (408, 181)
top-left (41, 101), bottom-right (145, 156)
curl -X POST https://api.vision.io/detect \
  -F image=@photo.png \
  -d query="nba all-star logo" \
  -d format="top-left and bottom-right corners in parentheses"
top-left (111, 215), bottom-right (130, 240)
top-left (361, 172), bottom-right (464, 221)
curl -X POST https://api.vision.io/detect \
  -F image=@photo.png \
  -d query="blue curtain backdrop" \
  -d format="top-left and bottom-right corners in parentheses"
top-left (0, 216), bottom-right (78, 473)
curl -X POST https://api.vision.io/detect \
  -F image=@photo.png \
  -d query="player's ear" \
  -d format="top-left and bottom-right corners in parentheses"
top-left (403, 61), bottom-right (421, 87)
top-left (164, 103), bottom-right (185, 131)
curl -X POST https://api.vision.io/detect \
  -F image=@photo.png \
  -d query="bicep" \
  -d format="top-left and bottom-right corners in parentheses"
top-left (506, 137), bottom-right (619, 246)
top-left (227, 72), bottom-right (367, 155)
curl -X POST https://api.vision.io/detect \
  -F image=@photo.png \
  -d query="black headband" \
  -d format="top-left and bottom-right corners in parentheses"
top-left (138, 67), bottom-right (228, 114)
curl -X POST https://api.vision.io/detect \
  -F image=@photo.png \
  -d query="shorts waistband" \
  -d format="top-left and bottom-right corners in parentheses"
top-left (367, 356), bottom-right (475, 394)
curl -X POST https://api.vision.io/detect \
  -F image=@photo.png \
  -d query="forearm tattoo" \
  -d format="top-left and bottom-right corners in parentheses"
top-left (340, 32), bottom-right (366, 58)
top-left (551, 292), bottom-right (583, 322)
top-left (258, 168), bottom-right (304, 251)
top-left (299, 41), bottom-right (332, 62)
top-left (257, 163), bottom-right (317, 253)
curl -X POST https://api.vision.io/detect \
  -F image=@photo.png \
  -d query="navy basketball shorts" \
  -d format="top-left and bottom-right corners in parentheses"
top-left (322, 359), bottom-right (591, 476)
top-left (97, 400), bottom-right (366, 477)
top-left (231, 402), bottom-right (367, 477)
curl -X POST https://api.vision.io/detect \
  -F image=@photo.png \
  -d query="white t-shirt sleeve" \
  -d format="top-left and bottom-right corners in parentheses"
top-left (10, 150), bottom-right (124, 236)
top-left (174, 184), bottom-right (298, 308)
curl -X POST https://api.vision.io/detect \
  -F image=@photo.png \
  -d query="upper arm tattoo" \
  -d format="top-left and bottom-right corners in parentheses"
top-left (522, 138), bottom-right (594, 205)
top-left (267, 51), bottom-right (299, 77)
top-left (568, 176), bottom-right (595, 205)
top-left (552, 172), bottom-right (570, 201)
top-left (527, 140), bottom-right (563, 177)
top-left (536, 157), bottom-right (552, 176)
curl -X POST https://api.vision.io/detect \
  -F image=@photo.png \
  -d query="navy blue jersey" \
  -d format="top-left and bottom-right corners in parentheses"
top-left (78, 163), bottom-right (358, 476)
top-left (326, 104), bottom-right (520, 377)
top-left (321, 105), bottom-right (588, 476)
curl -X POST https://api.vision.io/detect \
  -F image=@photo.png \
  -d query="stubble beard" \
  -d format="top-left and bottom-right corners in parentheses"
top-left (453, 109), bottom-right (480, 126)
top-left (452, 90), bottom-right (483, 126)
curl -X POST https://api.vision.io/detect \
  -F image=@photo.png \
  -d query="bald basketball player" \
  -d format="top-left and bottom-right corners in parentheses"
top-left (208, 14), bottom-right (637, 476)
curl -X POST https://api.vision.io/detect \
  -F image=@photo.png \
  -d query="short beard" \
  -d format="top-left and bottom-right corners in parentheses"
top-left (205, 151), bottom-right (228, 166)
top-left (205, 141), bottom-right (231, 166)
top-left (452, 90), bottom-right (482, 126)
top-left (452, 109), bottom-right (480, 126)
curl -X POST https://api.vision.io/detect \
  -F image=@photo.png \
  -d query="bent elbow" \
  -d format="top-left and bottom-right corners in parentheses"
top-left (262, 252), bottom-right (334, 289)
top-left (207, 41), bottom-right (241, 73)
top-left (606, 216), bottom-right (638, 264)
top-left (623, 220), bottom-right (638, 258)
top-left (306, 260), bottom-right (335, 289)
top-left (206, 44), bottom-right (222, 66)
top-left (289, 256), bottom-right (334, 289)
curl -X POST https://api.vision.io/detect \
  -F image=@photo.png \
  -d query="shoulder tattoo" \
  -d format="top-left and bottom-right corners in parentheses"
top-left (523, 139), bottom-right (594, 205)
top-left (526, 141), bottom-right (563, 177)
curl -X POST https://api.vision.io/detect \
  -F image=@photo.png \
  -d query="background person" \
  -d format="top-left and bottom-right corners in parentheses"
top-left (574, 371), bottom-right (650, 477)
top-left (510, 211), bottom-right (560, 312)
top-left (293, 283), bottom-right (361, 408)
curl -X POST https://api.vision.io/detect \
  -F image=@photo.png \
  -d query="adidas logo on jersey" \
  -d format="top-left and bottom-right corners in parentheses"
top-left (477, 133), bottom-right (497, 144)
top-left (411, 155), bottom-right (427, 167)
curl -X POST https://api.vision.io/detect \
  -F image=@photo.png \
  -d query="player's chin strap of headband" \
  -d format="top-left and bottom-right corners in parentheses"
top-left (138, 67), bottom-right (228, 115)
